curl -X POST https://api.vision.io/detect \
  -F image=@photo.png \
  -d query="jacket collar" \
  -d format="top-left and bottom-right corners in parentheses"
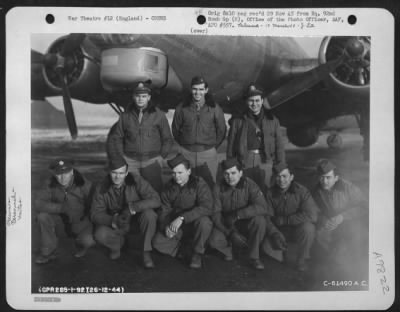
top-left (183, 94), bottom-right (216, 108)
top-left (169, 174), bottom-right (199, 191)
top-left (221, 176), bottom-right (246, 191)
top-left (130, 100), bottom-right (156, 115)
top-left (317, 178), bottom-right (346, 193)
top-left (49, 169), bottom-right (85, 188)
top-left (231, 106), bottom-right (274, 121)
top-left (99, 172), bottom-right (136, 194)
top-left (271, 180), bottom-right (299, 195)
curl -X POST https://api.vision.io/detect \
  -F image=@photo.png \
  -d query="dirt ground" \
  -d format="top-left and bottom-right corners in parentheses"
top-left (30, 129), bottom-right (369, 293)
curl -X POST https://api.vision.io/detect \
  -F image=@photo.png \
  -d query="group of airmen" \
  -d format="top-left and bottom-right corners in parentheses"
top-left (34, 76), bottom-right (367, 273)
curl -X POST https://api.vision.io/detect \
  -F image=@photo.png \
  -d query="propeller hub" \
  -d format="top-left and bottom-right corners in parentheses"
top-left (345, 39), bottom-right (364, 58)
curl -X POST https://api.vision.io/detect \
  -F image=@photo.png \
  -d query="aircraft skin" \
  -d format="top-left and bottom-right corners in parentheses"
top-left (31, 34), bottom-right (370, 150)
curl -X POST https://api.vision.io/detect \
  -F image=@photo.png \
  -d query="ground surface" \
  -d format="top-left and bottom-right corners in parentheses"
top-left (31, 128), bottom-right (369, 293)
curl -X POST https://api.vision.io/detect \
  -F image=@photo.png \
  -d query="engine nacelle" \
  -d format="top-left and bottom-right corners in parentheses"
top-left (319, 36), bottom-right (370, 105)
top-left (287, 126), bottom-right (319, 147)
top-left (100, 47), bottom-right (168, 92)
top-left (42, 36), bottom-right (106, 103)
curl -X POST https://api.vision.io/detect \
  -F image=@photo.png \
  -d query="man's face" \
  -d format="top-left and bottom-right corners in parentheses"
top-left (223, 166), bottom-right (243, 187)
top-left (172, 164), bottom-right (191, 186)
top-left (55, 169), bottom-right (74, 188)
top-left (110, 165), bottom-right (128, 187)
top-left (276, 168), bottom-right (294, 190)
top-left (191, 83), bottom-right (208, 103)
top-left (319, 170), bottom-right (339, 190)
top-left (133, 93), bottom-right (151, 109)
top-left (246, 95), bottom-right (263, 115)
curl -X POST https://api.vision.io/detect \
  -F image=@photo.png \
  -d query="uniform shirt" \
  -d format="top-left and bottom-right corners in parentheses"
top-left (158, 175), bottom-right (213, 228)
top-left (91, 173), bottom-right (160, 226)
top-left (312, 178), bottom-right (365, 221)
top-left (267, 181), bottom-right (318, 226)
top-left (246, 111), bottom-right (264, 151)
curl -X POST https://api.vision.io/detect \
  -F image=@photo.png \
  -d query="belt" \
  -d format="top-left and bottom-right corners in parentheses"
top-left (248, 149), bottom-right (261, 154)
top-left (181, 144), bottom-right (215, 152)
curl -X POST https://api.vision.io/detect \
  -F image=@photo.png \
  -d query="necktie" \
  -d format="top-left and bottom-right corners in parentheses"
top-left (138, 109), bottom-right (143, 124)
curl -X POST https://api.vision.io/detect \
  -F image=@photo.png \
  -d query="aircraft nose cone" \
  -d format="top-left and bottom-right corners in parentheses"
top-left (345, 38), bottom-right (364, 57)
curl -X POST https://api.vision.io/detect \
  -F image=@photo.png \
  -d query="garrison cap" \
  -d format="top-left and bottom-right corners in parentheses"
top-left (109, 158), bottom-right (128, 171)
top-left (316, 159), bottom-right (336, 175)
top-left (167, 153), bottom-right (189, 169)
top-left (221, 158), bottom-right (242, 171)
top-left (243, 84), bottom-right (264, 99)
top-left (191, 76), bottom-right (207, 86)
top-left (133, 82), bottom-right (151, 94)
top-left (273, 161), bottom-right (290, 175)
top-left (49, 159), bottom-right (74, 175)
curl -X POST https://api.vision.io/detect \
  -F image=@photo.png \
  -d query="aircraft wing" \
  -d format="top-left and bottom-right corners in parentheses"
top-left (32, 34), bottom-right (369, 149)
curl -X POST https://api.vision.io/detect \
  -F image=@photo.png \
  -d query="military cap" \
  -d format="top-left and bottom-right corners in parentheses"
top-left (133, 82), bottom-right (151, 94)
top-left (221, 158), bottom-right (242, 171)
top-left (243, 84), bottom-right (264, 98)
top-left (316, 159), bottom-right (336, 175)
top-left (273, 161), bottom-right (290, 174)
top-left (109, 158), bottom-right (128, 171)
top-left (167, 153), bottom-right (189, 169)
top-left (191, 76), bottom-right (207, 86)
top-left (49, 159), bottom-right (74, 175)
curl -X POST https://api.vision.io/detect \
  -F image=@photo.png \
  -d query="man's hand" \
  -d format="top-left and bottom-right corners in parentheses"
top-left (111, 210), bottom-right (131, 233)
top-left (229, 231), bottom-right (248, 248)
top-left (271, 232), bottom-right (288, 251)
top-left (325, 214), bottom-right (343, 231)
top-left (165, 226), bottom-right (176, 238)
top-left (111, 213), bottom-right (119, 230)
top-left (225, 212), bottom-right (239, 229)
top-left (168, 217), bottom-right (184, 234)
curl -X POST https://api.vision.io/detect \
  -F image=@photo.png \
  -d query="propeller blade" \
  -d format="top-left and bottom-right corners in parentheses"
top-left (60, 34), bottom-right (86, 57)
top-left (267, 56), bottom-right (345, 109)
top-left (56, 70), bottom-right (78, 139)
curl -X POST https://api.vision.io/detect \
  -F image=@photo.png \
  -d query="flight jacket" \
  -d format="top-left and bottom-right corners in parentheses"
top-left (107, 102), bottom-right (173, 161)
top-left (172, 97), bottom-right (226, 152)
top-left (158, 175), bottom-right (213, 229)
top-left (227, 108), bottom-right (285, 165)
top-left (91, 172), bottom-right (161, 226)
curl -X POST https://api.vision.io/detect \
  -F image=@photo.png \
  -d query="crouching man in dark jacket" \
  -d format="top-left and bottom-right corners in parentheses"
top-left (34, 159), bottom-right (95, 264)
top-left (152, 154), bottom-right (213, 269)
top-left (91, 159), bottom-right (160, 268)
top-left (209, 158), bottom-right (275, 270)
top-left (263, 162), bottom-right (319, 272)
top-left (312, 159), bottom-right (368, 261)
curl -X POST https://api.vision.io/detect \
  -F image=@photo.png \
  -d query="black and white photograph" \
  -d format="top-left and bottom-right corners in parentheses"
top-left (6, 7), bottom-right (395, 310)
